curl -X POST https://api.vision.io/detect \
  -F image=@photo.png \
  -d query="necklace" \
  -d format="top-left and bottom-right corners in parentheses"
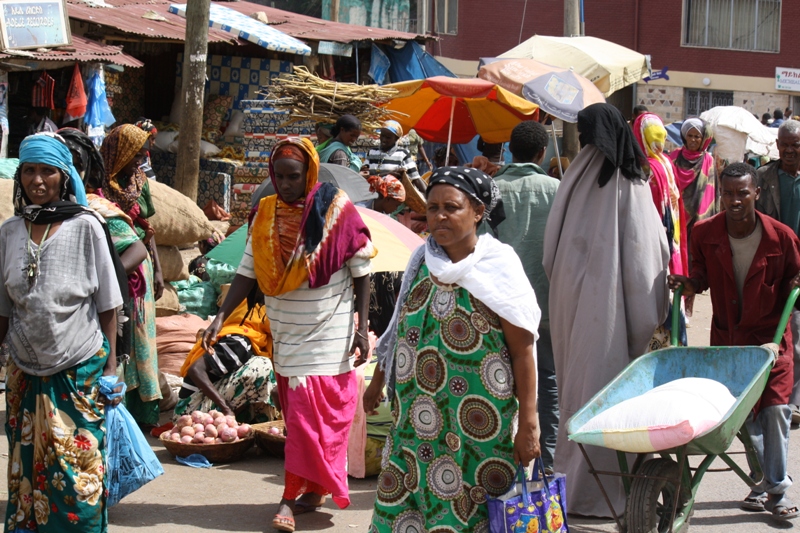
top-left (25, 222), bottom-right (51, 288)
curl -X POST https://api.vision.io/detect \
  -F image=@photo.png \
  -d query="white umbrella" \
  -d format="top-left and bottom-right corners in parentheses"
top-left (498, 35), bottom-right (650, 96)
top-left (700, 106), bottom-right (777, 161)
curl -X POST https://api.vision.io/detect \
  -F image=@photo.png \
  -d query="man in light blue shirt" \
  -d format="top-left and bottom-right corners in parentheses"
top-left (494, 121), bottom-right (561, 469)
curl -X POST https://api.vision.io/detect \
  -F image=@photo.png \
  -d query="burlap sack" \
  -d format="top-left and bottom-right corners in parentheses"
top-left (156, 313), bottom-right (211, 375)
top-left (148, 179), bottom-right (214, 247)
top-left (157, 245), bottom-right (189, 282)
top-left (155, 283), bottom-right (182, 317)
top-left (0, 180), bottom-right (15, 224)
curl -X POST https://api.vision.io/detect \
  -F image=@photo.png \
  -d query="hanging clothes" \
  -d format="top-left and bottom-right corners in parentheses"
top-left (32, 71), bottom-right (55, 109)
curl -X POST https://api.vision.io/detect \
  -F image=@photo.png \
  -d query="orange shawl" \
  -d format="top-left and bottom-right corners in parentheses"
top-left (179, 302), bottom-right (272, 377)
top-left (251, 137), bottom-right (375, 297)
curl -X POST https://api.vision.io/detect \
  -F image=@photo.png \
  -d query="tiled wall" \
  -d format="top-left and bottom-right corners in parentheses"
top-left (175, 54), bottom-right (293, 109)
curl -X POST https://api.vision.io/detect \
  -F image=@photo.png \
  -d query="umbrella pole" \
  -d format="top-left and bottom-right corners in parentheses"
top-left (445, 96), bottom-right (456, 166)
top-left (551, 121), bottom-right (565, 178)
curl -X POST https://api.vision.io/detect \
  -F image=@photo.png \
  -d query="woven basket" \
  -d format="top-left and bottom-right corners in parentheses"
top-left (159, 431), bottom-right (254, 463)
top-left (400, 170), bottom-right (426, 214)
top-left (252, 420), bottom-right (286, 457)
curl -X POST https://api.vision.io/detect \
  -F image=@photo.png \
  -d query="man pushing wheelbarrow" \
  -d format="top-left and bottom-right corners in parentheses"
top-left (669, 162), bottom-right (800, 521)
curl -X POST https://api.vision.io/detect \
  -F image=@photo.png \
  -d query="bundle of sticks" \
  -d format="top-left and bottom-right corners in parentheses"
top-left (260, 66), bottom-right (401, 132)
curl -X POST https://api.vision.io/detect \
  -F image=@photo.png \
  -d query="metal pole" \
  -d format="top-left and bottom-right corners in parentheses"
top-left (175, 0), bottom-right (210, 201)
top-left (551, 121), bottom-right (564, 178)
top-left (444, 96), bottom-right (456, 166)
top-left (562, 0), bottom-right (580, 160)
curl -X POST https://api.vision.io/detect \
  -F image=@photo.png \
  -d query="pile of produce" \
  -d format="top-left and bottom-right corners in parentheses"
top-left (261, 66), bottom-right (401, 133)
top-left (162, 410), bottom-right (252, 445)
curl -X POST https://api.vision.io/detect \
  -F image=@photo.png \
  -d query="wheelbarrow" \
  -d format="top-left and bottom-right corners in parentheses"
top-left (567, 286), bottom-right (800, 533)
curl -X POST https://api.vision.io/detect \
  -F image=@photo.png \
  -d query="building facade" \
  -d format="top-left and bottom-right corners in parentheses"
top-left (417, 0), bottom-right (800, 121)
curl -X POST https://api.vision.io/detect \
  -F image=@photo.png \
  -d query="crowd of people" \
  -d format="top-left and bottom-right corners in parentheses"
top-left (3, 98), bottom-right (800, 533)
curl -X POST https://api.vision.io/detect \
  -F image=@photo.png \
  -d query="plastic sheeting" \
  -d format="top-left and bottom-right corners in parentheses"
top-left (384, 41), bottom-right (455, 84)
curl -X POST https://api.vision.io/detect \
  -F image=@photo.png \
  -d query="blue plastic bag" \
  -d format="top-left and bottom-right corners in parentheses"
top-left (99, 376), bottom-right (164, 507)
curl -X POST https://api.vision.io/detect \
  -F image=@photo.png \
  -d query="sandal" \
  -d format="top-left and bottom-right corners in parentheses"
top-left (272, 514), bottom-right (296, 532)
top-left (740, 491), bottom-right (768, 512)
top-left (765, 494), bottom-right (800, 521)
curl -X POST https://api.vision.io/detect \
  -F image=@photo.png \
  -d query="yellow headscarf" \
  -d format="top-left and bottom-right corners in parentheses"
top-left (100, 124), bottom-right (151, 212)
top-left (180, 302), bottom-right (272, 377)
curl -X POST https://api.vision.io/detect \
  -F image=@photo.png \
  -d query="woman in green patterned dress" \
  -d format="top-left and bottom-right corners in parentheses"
top-left (365, 167), bottom-right (542, 532)
top-left (100, 124), bottom-right (164, 427)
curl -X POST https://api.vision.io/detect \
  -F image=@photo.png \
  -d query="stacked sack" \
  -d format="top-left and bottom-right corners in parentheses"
top-left (147, 180), bottom-right (216, 317)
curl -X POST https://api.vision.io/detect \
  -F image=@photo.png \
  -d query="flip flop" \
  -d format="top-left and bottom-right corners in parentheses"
top-left (765, 495), bottom-right (800, 521)
top-left (740, 492), bottom-right (768, 512)
top-left (272, 514), bottom-right (295, 532)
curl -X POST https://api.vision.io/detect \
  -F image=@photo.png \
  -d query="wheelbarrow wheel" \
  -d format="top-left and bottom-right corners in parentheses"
top-left (625, 458), bottom-right (689, 533)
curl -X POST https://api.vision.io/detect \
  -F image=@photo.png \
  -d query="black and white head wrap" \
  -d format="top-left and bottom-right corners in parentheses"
top-left (427, 166), bottom-right (506, 230)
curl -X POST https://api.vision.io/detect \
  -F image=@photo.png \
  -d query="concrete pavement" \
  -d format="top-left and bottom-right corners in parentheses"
top-left (2, 292), bottom-right (799, 531)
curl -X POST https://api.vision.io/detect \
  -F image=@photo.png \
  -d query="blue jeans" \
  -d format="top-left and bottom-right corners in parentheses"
top-left (537, 327), bottom-right (559, 470)
top-left (746, 404), bottom-right (792, 495)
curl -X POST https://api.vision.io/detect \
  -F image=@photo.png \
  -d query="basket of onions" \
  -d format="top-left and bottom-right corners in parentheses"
top-left (251, 420), bottom-right (286, 457)
top-left (160, 410), bottom-right (254, 463)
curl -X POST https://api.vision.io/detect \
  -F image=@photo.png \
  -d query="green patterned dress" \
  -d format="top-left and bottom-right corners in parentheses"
top-left (369, 263), bottom-right (518, 533)
top-left (106, 217), bottom-right (161, 425)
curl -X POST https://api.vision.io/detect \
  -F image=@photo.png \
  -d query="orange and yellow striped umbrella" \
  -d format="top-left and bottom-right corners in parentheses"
top-left (383, 76), bottom-right (539, 145)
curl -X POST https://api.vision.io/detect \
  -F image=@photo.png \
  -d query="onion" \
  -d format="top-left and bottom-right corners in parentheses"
top-left (209, 409), bottom-right (221, 418)
top-left (176, 415), bottom-right (193, 428)
top-left (214, 437), bottom-right (223, 444)
top-left (192, 432), bottom-right (206, 444)
top-left (216, 423), bottom-right (229, 435)
top-left (170, 433), bottom-right (182, 442)
top-left (202, 415), bottom-right (214, 426)
top-left (268, 427), bottom-right (280, 435)
top-left (237, 424), bottom-right (251, 438)
top-left (204, 425), bottom-right (218, 438)
top-left (180, 435), bottom-right (193, 444)
top-left (225, 415), bottom-right (238, 428)
top-left (220, 427), bottom-right (237, 442)
top-left (192, 423), bottom-right (205, 433)
top-left (203, 437), bottom-right (215, 444)
top-left (180, 426), bottom-right (195, 437)
top-left (191, 411), bottom-right (206, 424)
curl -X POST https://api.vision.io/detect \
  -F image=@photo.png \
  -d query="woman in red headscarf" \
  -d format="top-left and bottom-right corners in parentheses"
top-left (203, 138), bottom-right (375, 532)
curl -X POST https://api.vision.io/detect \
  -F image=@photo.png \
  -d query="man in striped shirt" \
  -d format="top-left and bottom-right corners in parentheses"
top-left (366, 120), bottom-right (423, 190)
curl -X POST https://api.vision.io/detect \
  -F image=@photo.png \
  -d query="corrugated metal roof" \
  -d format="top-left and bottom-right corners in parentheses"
top-left (0, 34), bottom-right (144, 67)
top-left (215, 1), bottom-right (427, 43)
top-left (67, 0), bottom-right (426, 46)
top-left (67, 0), bottom-right (237, 43)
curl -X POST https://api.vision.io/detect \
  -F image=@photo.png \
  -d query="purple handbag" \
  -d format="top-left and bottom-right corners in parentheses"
top-left (486, 460), bottom-right (569, 533)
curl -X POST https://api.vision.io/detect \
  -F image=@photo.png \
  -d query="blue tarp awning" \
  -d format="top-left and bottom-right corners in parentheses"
top-left (169, 3), bottom-right (312, 56)
top-left (384, 41), bottom-right (455, 83)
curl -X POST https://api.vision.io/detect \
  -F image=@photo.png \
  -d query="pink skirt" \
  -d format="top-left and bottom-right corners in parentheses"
top-left (276, 371), bottom-right (358, 508)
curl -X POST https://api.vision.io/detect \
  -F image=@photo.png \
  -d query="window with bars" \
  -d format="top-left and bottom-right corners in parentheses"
top-left (683, 0), bottom-right (781, 52)
top-left (685, 89), bottom-right (735, 117)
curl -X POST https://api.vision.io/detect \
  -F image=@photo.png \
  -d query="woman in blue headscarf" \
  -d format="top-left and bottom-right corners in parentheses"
top-left (0, 133), bottom-right (130, 532)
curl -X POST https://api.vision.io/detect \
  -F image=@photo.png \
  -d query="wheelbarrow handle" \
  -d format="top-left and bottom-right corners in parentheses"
top-left (670, 285), bottom-right (800, 347)
top-left (774, 286), bottom-right (800, 345)
top-left (671, 285), bottom-right (683, 348)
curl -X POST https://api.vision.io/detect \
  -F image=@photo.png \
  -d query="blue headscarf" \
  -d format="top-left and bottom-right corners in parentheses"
top-left (17, 133), bottom-right (87, 206)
